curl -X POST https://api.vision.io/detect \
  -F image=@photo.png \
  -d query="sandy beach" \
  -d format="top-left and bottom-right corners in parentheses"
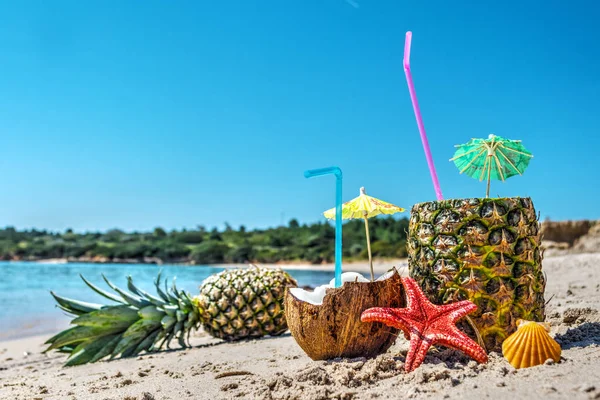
top-left (0, 254), bottom-right (598, 400)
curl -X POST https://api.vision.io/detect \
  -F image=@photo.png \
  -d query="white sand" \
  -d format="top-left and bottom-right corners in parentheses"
top-left (0, 254), bottom-right (599, 400)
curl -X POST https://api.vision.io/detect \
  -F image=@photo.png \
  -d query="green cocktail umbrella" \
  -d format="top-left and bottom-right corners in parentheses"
top-left (450, 134), bottom-right (533, 198)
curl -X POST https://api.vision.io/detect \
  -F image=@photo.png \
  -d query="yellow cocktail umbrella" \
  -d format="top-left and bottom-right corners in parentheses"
top-left (323, 187), bottom-right (405, 281)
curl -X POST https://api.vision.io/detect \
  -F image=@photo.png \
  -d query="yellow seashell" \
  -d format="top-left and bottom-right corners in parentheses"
top-left (502, 319), bottom-right (561, 369)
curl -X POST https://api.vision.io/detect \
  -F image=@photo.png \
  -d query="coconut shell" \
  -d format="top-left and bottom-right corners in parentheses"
top-left (284, 269), bottom-right (404, 360)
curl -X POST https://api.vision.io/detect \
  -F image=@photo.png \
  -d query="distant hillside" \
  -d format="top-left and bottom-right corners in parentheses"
top-left (0, 218), bottom-right (409, 265)
top-left (541, 220), bottom-right (599, 255)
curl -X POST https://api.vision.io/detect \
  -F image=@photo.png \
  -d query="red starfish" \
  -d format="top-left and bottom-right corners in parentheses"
top-left (361, 277), bottom-right (488, 372)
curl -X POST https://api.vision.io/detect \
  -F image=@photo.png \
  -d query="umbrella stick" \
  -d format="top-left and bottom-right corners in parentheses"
top-left (486, 159), bottom-right (491, 198)
top-left (363, 216), bottom-right (374, 281)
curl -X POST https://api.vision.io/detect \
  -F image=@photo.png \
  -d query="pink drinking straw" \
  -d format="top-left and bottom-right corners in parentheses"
top-left (403, 31), bottom-right (444, 200)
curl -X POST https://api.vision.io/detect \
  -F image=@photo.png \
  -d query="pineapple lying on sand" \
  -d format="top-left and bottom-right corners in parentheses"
top-left (46, 266), bottom-right (297, 366)
top-left (408, 197), bottom-right (545, 352)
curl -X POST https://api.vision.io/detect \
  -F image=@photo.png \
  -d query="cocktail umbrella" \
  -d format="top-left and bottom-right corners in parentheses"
top-left (323, 187), bottom-right (405, 281)
top-left (450, 134), bottom-right (533, 198)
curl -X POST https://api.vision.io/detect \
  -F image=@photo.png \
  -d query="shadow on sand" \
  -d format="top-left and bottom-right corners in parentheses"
top-left (555, 322), bottom-right (600, 350)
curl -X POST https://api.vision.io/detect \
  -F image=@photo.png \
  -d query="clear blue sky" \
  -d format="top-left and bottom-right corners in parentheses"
top-left (1, 0), bottom-right (598, 232)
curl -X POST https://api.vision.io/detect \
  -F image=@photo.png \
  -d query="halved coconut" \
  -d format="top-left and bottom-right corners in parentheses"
top-left (284, 269), bottom-right (404, 360)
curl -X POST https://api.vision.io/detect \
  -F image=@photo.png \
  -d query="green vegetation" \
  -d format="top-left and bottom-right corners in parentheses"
top-left (0, 217), bottom-right (409, 264)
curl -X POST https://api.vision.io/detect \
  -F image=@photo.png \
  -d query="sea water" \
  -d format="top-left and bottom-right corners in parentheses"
top-left (0, 262), bottom-right (333, 339)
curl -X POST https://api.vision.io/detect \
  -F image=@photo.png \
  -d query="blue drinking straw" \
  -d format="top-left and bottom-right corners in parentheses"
top-left (304, 166), bottom-right (343, 288)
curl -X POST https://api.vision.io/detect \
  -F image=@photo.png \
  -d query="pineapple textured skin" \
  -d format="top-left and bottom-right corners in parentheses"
top-left (195, 266), bottom-right (297, 341)
top-left (408, 197), bottom-right (545, 352)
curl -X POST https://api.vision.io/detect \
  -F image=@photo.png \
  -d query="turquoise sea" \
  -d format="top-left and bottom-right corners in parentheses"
top-left (0, 262), bottom-right (332, 340)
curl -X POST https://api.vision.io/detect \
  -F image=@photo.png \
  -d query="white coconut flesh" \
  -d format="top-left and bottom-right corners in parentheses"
top-left (289, 270), bottom-right (397, 306)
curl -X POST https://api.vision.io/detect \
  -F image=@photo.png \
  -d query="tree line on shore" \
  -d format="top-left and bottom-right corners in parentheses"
top-left (0, 217), bottom-right (409, 264)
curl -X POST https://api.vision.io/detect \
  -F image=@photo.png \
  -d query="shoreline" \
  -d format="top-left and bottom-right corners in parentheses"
top-left (0, 259), bottom-right (408, 341)
top-left (21, 257), bottom-right (409, 275)
top-left (0, 320), bottom-right (69, 342)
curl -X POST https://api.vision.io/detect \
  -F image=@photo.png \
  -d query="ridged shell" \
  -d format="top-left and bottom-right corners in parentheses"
top-left (502, 319), bottom-right (561, 369)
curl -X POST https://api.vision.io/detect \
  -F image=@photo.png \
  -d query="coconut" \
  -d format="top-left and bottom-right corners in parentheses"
top-left (284, 269), bottom-right (404, 360)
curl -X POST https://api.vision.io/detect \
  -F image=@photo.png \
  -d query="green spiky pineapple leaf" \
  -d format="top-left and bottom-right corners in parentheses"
top-left (46, 266), bottom-right (298, 367)
top-left (45, 274), bottom-right (201, 366)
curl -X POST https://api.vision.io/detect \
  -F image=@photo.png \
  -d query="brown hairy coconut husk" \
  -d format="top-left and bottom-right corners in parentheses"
top-left (284, 269), bottom-right (404, 360)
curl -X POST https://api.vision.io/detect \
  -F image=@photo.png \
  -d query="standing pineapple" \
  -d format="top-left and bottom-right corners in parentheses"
top-left (46, 266), bottom-right (297, 366)
top-left (408, 197), bottom-right (545, 352)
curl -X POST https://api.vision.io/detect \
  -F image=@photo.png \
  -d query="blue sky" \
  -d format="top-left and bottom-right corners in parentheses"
top-left (1, 0), bottom-right (598, 232)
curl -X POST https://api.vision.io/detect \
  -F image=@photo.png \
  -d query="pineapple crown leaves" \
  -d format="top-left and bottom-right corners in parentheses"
top-left (45, 272), bottom-right (201, 367)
